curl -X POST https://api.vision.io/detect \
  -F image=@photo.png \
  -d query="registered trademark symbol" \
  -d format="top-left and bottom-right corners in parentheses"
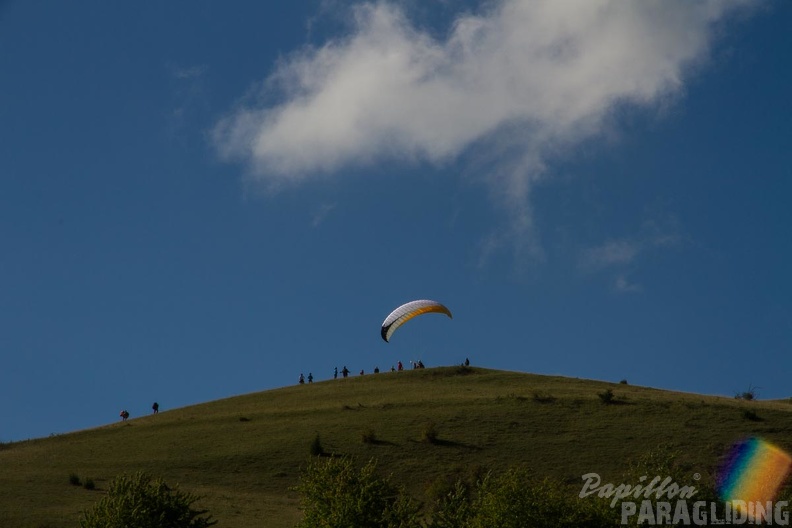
top-left (693, 473), bottom-right (701, 481)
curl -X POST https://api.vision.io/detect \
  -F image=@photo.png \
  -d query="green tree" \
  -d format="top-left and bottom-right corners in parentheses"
top-left (293, 457), bottom-right (421, 528)
top-left (427, 479), bottom-right (474, 528)
top-left (79, 472), bottom-right (216, 528)
top-left (470, 469), bottom-right (617, 528)
top-left (621, 444), bottom-right (719, 528)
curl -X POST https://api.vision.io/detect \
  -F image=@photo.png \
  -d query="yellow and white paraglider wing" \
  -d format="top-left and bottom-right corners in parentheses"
top-left (380, 299), bottom-right (452, 342)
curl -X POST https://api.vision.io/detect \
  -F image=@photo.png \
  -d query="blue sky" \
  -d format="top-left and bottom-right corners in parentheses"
top-left (1, 1), bottom-right (790, 442)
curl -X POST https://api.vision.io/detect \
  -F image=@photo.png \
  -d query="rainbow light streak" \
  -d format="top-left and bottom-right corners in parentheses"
top-left (718, 437), bottom-right (792, 519)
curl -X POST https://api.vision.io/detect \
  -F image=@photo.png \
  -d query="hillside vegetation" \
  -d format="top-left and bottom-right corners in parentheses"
top-left (2, 367), bottom-right (791, 527)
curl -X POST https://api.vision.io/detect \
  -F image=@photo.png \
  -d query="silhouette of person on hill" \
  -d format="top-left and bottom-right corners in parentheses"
top-left (299, 373), bottom-right (305, 384)
top-left (465, 357), bottom-right (470, 367)
top-left (152, 402), bottom-right (159, 414)
top-left (308, 373), bottom-right (313, 383)
top-left (374, 366), bottom-right (380, 374)
top-left (397, 361), bottom-right (403, 371)
top-left (120, 410), bottom-right (129, 421)
top-left (334, 366), bottom-right (338, 379)
top-left (342, 366), bottom-right (349, 378)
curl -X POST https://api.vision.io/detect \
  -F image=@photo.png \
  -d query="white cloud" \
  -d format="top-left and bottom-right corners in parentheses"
top-left (172, 64), bottom-right (208, 80)
top-left (213, 0), bottom-right (753, 250)
top-left (168, 63), bottom-right (210, 140)
top-left (580, 240), bottom-right (642, 271)
top-left (579, 229), bottom-right (682, 271)
top-left (578, 217), bottom-right (683, 291)
top-left (614, 274), bottom-right (643, 294)
top-left (311, 202), bottom-right (337, 227)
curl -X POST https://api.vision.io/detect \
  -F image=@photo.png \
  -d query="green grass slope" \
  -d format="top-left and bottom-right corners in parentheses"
top-left (2, 367), bottom-right (791, 527)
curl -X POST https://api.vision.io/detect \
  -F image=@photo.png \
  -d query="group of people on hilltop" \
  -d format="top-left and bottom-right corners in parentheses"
top-left (118, 402), bottom-right (159, 421)
top-left (298, 358), bottom-right (472, 385)
top-left (298, 358), bottom-right (470, 385)
top-left (116, 357), bottom-right (474, 420)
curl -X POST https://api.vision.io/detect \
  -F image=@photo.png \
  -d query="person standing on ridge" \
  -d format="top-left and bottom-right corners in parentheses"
top-left (152, 402), bottom-right (159, 414)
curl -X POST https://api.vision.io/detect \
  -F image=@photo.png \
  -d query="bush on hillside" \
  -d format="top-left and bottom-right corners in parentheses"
top-left (620, 444), bottom-right (730, 525)
top-left (293, 457), bottom-right (421, 528)
top-left (422, 422), bottom-right (439, 444)
top-left (735, 384), bottom-right (759, 401)
top-left (532, 391), bottom-right (556, 404)
top-left (470, 469), bottom-right (618, 528)
top-left (426, 469), bottom-right (619, 527)
top-left (294, 457), bottom-right (621, 528)
top-left (426, 478), bottom-right (475, 528)
top-left (625, 443), bottom-right (688, 480)
top-left (78, 472), bottom-right (216, 528)
top-left (309, 433), bottom-right (325, 456)
top-left (597, 389), bottom-right (615, 404)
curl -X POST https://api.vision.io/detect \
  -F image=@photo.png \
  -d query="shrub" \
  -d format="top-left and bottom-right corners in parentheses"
top-left (471, 469), bottom-right (617, 528)
top-left (69, 473), bottom-right (82, 486)
top-left (735, 384), bottom-right (759, 401)
top-left (430, 484), bottom-right (472, 528)
top-left (309, 433), bottom-right (325, 456)
top-left (427, 478), bottom-right (474, 528)
top-left (619, 379), bottom-right (628, 385)
top-left (625, 443), bottom-right (681, 475)
top-left (425, 475), bottom-right (456, 505)
top-left (293, 457), bottom-right (421, 528)
top-left (83, 478), bottom-right (96, 491)
top-left (79, 472), bottom-right (215, 528)
top-left (532, 391), bottom-right (556, 404)
top-left (422, 422), bottom-right (439, 444)
top-left (622, 444), bottom-right (724, 522)
top-left (597, 389), bottom-right (615, 404)
top-left (361, 430), bottom-right (378, 444)
top-left (743, 409), bottom-right (761, 422)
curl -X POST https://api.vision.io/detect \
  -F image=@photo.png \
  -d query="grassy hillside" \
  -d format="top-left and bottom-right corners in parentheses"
top-left (2, 367), bottom-right (792, 527)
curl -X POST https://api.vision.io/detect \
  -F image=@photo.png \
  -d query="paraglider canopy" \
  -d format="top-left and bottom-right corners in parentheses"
top-left (380, 299), bottom-right (452, 342)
